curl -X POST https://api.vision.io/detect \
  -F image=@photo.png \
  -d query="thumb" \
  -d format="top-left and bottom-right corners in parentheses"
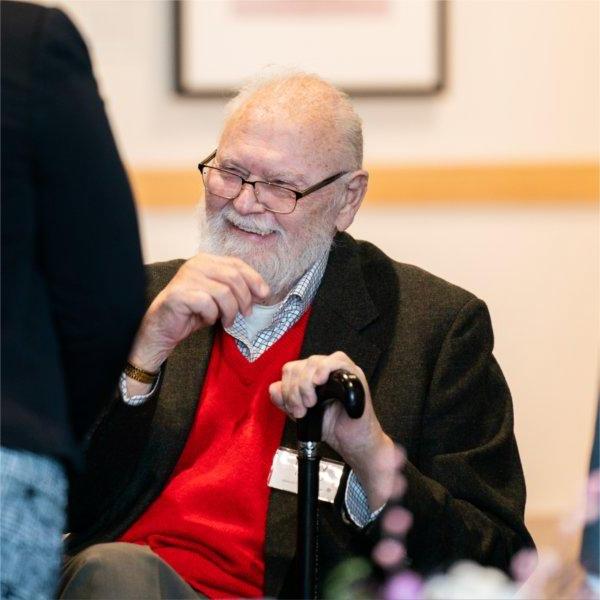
top-left (269, 381), bottom-right (283, 407)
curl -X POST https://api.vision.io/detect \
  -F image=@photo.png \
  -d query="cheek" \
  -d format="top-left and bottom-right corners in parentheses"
top-left (273, 213), bottom-right (304, 239)
top-left (205, 192), bottom-right (229, 214)
top-left (301, 196), bottom-right (340, 231)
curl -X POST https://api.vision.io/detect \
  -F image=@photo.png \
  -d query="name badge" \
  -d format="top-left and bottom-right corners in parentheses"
top-left (267, 447), bottom-right (345, 504)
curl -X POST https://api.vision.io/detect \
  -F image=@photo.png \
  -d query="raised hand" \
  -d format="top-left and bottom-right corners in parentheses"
top-left (129, 253), bottom-right (269, 375)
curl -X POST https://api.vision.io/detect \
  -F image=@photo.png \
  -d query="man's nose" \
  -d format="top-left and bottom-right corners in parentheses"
top-left (232, 182), bottom-right (265, 215)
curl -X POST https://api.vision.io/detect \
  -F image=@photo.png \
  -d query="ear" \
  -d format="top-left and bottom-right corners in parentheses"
top-left (334, 170), bottom-right (369, 232)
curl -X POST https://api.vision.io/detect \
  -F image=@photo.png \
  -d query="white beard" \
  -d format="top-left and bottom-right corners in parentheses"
top-left (199, 202), bottom-right (335, 300)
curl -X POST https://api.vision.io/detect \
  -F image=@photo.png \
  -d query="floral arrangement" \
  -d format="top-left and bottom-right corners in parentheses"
top-left (325, 448), bottom-right (599, 600)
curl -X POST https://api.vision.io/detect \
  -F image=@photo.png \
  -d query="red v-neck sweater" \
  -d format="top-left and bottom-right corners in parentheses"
top-left (120, 310), bottom-right (311, 598)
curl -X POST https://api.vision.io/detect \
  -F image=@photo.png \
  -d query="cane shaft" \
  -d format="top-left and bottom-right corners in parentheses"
top-left (295, 371), bottom-right (365, 598)
top-left (297, 443), bottom-right (319, 600)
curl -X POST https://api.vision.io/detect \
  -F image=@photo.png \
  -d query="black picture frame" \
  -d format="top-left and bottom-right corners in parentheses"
top-left (173, 0), bottom-right (448, 98)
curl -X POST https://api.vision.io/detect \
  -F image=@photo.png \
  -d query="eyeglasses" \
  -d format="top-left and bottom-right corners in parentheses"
top-left (197, 150), bottom-right (347, 214)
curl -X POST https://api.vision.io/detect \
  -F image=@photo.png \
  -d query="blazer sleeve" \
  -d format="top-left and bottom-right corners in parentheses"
top-left (396, 298), bottom-right (534, 573)
top-left (30, 8), bottom-right (146, 441)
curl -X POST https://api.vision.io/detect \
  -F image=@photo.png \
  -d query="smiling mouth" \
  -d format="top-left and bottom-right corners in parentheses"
top-left (228, 220), bottom-right (276, 237)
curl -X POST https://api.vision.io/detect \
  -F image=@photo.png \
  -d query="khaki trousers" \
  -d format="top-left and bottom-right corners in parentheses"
top-left (59, 542), bottom-right (205, 599)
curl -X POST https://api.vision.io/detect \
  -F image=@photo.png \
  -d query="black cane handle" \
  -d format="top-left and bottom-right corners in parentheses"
top-left (297, 370), bottom-right (365, 442)
top-left (315, 370), bottom-right (365, 418)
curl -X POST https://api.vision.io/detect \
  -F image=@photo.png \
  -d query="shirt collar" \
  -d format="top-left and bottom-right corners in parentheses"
top-left (224, 247), bottom-right (330, 347)
top-left (281, 248), bottom-right (329, 305)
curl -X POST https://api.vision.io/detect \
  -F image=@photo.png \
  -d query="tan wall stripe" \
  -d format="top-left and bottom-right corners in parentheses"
top-left (128, 163), bottom-right (599, 207)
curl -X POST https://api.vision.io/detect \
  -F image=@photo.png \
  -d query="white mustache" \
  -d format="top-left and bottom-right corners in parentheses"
top-left (221, 206), bottom-right (282, 236)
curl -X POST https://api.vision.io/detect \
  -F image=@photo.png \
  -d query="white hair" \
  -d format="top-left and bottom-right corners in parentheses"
top-left (223, 67), bottom-right (363, 171)
top-left (199, 201), bottom-right (336, 300)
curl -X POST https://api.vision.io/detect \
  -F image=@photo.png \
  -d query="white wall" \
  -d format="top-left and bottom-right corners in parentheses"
top-left (53, 0), bottom-right (599, 166)
top-left (48, 0), bottom-right (599, 521)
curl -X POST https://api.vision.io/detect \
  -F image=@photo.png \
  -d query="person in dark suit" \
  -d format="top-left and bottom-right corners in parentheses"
top-left (0, 1), bottom-right (145, 597)
top-left (60, 72), bottom-right (533, 599)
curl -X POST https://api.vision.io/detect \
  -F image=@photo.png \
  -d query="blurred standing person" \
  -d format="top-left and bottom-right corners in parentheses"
top-left (580, 404), bottom-right (599, 588)
top-left (1, 1), bottom-right (145, 598)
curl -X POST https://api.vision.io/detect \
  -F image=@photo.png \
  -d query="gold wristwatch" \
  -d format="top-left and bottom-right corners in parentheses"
top-left (124, 361), bottom-right (159, 385)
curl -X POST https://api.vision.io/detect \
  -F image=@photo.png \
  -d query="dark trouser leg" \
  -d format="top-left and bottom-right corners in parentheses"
top-left (59, 542), bottom-right (204, 599)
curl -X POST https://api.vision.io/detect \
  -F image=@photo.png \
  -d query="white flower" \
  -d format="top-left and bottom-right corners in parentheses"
top-left (423, 561), bottom-right (518, 600)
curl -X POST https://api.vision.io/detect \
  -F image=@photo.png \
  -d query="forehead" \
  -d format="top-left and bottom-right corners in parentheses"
top-left (218, 109), bottom-right (340, 180)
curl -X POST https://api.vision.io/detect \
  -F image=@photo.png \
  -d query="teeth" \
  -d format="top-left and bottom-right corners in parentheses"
top-left (232, 222), bottom-right (272, 236)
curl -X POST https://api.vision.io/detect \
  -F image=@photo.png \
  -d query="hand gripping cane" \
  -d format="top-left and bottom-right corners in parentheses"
top-left (296, 370), bottom-right (365, 599)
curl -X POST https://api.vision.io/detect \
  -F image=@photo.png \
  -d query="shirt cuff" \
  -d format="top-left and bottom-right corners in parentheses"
top-left (119, 370), bottom-right (161, 406)
top-left (344, 470), bottom-right (386, 528)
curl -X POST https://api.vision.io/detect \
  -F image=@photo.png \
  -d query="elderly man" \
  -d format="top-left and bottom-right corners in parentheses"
top-left (61, 73), bottom-right (533, 599)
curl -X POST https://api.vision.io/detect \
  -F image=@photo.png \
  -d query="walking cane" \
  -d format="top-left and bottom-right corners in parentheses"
top-left (296, 370), bottom-right (365, 599)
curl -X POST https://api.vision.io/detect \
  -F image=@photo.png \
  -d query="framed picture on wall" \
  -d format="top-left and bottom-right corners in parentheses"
top-left (174, 0), bottom-right (447, 97)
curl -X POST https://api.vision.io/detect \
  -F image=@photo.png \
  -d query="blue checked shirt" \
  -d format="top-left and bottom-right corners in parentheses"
top-left (121, 249), bottom-right (383, 527)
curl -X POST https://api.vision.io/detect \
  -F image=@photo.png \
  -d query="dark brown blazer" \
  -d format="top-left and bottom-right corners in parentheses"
top-left (67, 232), bottom-right (533, 596)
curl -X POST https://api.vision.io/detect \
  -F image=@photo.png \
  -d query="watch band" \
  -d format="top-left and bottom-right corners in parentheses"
top-left (124, 361), bottom-right (159, 385)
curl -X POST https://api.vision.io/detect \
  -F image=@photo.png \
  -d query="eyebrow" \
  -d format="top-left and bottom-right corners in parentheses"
top-left (263, 170), bottom-right (308, 189)
top-left (217, 155), bottom-right (308, 189)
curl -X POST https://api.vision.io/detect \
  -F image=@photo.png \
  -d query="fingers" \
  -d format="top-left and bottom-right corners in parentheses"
top-left (200, 255), bottom-right (269, 310)
top-left (272, 363), bottom-right (312, 419)
top-left (210, 266), bottom-right (254, 317)
top-left (270, 352), bottom-right (365, 420)
top-left (130, 252), bottom-right (270, 373)
top-left (173, 253), bottom-right (270, 327)
top-left (227, 257), bottom-right (270, 302)
top-left (268, 381), bottom-right (298, 422)
top-left (183, 289), bottom-right (222, 326)
top-left (279, 358), bottom-right (322, 419)
top-left (200, 280), bottom-right (242, 328)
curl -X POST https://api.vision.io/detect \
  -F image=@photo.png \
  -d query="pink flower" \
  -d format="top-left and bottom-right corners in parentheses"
top-left (382, 507), bottom-right (413, 537)
top-left (511, 548), bottom-right (538, 583)
top-left (372, 538), bottom-right (406, 570)
top-left (382, 572), bottom-right (424, 600)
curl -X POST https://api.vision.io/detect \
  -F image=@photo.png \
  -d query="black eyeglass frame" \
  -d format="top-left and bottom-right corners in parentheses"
top-left (197, 150), bottom-right (348, 214)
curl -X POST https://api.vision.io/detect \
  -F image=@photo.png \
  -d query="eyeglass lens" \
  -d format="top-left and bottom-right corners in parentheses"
top-left (202, 167), bottom-right (296, 214)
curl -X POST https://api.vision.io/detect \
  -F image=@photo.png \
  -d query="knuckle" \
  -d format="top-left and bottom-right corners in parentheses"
top-left (214, 284), bottom-right (232, 303)
top-left (282, 362), bottom-right (295, 376)
top-left (163, 289), bottom-right (182, 309)
top-left (197, 291), bottom-right (212, 309)
top-left (300, 376), bottom-right (314, 390)
top-left (230, 270), bottom-right (245, 286)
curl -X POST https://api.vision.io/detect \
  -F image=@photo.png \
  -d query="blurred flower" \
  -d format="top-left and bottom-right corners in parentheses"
top-left (511, 548), bottom-right (538, 583)
top-left (423, 561), bottom-right (517, 600)
top-left (372, 538), bottom-right (406, 570)
top-left (390, 475), bottom-right (407, 499)
top-left (382, 571), bottom-right (424, 600)
top-left (326, 452), bottom-right (599, 600)
top-left (513, 550), bottom-right (560, 600)
top-left (382, 506), bottom-right (413, 537)
top-left (323, 557), bottom-right (373, 600)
